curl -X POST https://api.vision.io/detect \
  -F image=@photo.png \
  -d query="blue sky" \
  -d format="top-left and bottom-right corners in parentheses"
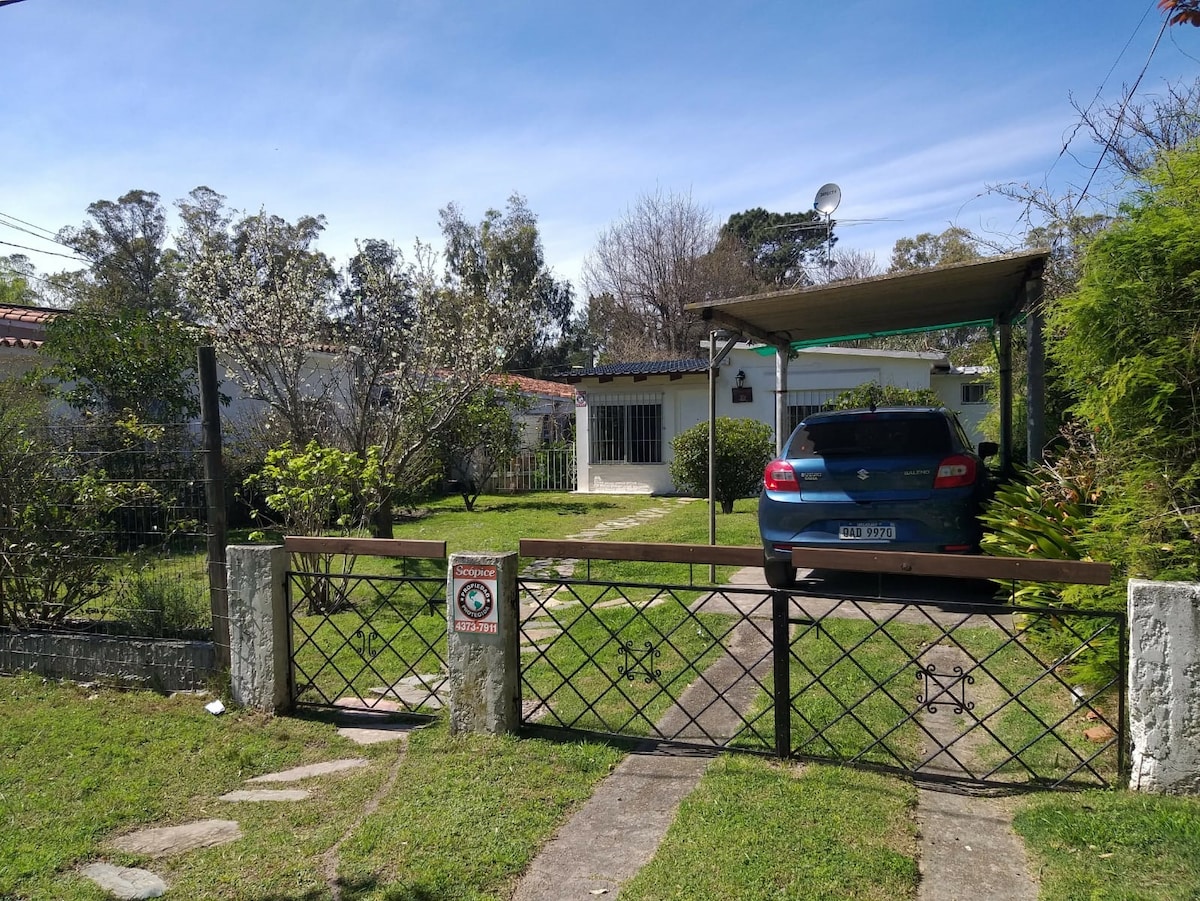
top-left (2, 0), bottom-right (1196, 295)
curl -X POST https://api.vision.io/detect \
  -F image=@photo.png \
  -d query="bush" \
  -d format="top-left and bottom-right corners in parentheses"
top-left (670, 418), bottom-right (774, 513)
top-left (830, 382), bottom-right (942, 410)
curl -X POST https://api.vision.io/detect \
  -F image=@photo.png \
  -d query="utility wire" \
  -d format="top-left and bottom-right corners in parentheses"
top-left (0, 238), bottom-right (86, 262)
top-left (0, 217), bottom-right (71, 250)
top-left (1069, 14), bottom-right (1170, 217)
top-left (0, 210), bottom-right (60, 239)
top-left (1043, 2), bottom-right (1156, 190)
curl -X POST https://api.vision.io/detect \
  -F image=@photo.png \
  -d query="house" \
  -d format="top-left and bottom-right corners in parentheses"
top-left (0, 304), bottom-right (53, 380)
top-left (563, 342), bottom-right (993, 496)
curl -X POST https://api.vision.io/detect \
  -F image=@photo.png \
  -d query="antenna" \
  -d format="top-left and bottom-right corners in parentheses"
top-left (813, 183), bottom-right (841, 266)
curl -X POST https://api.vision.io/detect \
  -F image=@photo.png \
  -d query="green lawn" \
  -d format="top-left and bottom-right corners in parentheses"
top-left (0, 673), bottom-right (622, 901)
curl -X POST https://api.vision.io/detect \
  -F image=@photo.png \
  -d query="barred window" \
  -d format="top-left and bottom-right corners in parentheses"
top-left (589, 394), bottom-right (663, 464)
top-left (961, 383), bottom-right (988, 405)
top-left (786, 389), bottom-right (840, 433)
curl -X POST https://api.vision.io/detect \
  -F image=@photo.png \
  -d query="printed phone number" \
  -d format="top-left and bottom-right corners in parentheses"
top-left (454, 621), bottom-right (498, 634)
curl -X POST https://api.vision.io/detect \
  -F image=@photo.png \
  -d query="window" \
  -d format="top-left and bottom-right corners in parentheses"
top-left (589, 394), bottom-right (663, 464)
top-left (961, 383), bottom-right (988, 405)
top-left (786, 389), bottom-right (840, 433)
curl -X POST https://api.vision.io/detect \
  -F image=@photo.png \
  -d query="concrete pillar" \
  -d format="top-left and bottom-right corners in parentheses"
top-left (1128, 579), bottom-right (1200, 794)
top-left (226, 545), bottom-right (291, 713)
top-left (446, 551), bottom-right (520, 735)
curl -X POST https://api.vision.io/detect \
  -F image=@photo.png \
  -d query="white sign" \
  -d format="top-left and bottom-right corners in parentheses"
top-left (451, 563), bottom-right (498, 634)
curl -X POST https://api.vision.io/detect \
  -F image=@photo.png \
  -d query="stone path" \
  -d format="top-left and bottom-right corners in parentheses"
top-left (82, 716), bottom-right (410, 900)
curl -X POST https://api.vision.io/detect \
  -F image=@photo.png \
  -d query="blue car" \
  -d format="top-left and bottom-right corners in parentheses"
top-left (758, 407), bottom-right (997, 588)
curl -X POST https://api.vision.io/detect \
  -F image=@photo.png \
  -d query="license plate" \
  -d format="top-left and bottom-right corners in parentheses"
top-left (839, 522), bottom-right (895, 541)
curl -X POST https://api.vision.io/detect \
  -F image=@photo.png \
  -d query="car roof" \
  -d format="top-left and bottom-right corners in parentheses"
top-left (802, 406), bottom-right (951, 422)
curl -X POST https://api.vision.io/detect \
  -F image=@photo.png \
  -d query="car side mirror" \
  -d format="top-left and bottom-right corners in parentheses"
top-left (978, 441), bottom-right (999, 459)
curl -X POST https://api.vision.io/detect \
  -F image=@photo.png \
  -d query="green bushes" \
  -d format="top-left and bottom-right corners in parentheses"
top-left (670, 418), bottom-right (774, 513)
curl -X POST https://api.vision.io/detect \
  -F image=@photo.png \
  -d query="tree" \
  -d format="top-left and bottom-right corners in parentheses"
top-left (717, 207), bottom-right (831, 289)
top-left (582, 189), bottom-right (718, 360)
top-left (431, 384), bottom-right (527, 511)
top-left (670, 417), bottom-right (774, 514)
top-left (1160, 0), bottom-right (1200, 27)
top-left (38, 305), bottom-right (199, 421)
top-left (0, 254), bottom-right (40, 306)
top-left (888, 226), bottom-right (982, 273)
top-left (186, 205), bottom-right (338, 444)
top-left (56, 189), bottom-right (181, 315)
top-left (440, 194), bottom-right (574, 378)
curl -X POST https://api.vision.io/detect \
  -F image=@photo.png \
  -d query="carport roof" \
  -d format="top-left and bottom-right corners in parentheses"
top-left (686, 248), bottom-right (1050, 350)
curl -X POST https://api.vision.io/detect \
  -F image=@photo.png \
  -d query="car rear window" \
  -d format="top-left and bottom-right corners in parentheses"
top-left (788, 416), bottom-right (953, 459)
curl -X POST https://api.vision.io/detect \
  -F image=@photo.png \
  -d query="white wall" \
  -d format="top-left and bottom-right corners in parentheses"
top-left (574, 345), bottom-right (969, 495)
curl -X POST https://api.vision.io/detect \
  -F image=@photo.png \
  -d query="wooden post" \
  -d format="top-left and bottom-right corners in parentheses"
top-left (198, 346), bottom-right (230, 669)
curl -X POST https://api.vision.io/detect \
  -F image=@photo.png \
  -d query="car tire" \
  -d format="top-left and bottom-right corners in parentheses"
top-left (763, 559), bottom-right (796, 589)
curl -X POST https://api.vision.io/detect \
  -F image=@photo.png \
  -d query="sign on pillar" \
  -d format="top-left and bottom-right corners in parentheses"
top-left (451, 563), bottom-right (499, 635)
top-left (446, 552), bottom-right (520, 736)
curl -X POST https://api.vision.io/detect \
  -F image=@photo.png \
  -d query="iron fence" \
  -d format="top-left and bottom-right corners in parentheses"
top-left (485, 444), bottom-right (576, 493)
top-left (0, 420), bottom-right (215, 641)
top-left (284, 537), bottom-right (448, 714)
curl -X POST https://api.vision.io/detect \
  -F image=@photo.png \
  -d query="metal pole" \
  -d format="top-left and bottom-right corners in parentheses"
top-left (198, 345), bottom-right (231, 670)
top-left (708, 332), bottom-right (717, 582)
top-left (1026, 274), bottom-right (1046, 464)
top-left (773, 589), bottom-right (791, 759)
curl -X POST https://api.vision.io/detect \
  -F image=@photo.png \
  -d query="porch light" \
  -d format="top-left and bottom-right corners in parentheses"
top-left (735, 370), bottom-right (746, 388)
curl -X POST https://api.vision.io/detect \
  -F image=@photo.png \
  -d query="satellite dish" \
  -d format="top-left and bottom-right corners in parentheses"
top-left (814, 183), bottom-right (842, 216)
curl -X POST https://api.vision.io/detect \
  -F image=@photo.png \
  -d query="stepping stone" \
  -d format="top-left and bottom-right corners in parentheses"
top-left (522, 627), bottom-right (562, 643)
top-left (219, 789), bottom-right (311, 802)
top-left (110, 819), bottom-right (241, 857)
top-left (81, 862), bottom-right (167, 900)
top-left (331, 707), bottom-right (426, 745)
top-left (247, 758), bottom-right (368, 783)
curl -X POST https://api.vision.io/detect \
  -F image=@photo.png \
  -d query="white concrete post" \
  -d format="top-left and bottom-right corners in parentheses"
top-left (446, 551), bottom-right (520, 735)
top-left (1128, 579), bottom-right (1200, 794)
top-left (226, 544), bottom-right (291, 713)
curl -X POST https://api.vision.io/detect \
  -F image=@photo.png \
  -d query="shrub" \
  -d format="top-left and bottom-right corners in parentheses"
top-left (670, 418), bottom-right (774, 513)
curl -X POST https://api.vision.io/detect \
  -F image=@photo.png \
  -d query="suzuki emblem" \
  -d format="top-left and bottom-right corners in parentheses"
top-left (857, 469), bottom-right (870, 481)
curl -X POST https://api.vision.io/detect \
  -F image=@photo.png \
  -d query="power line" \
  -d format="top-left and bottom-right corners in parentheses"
top-left (0, 210), bottom-right (59, 240)
top-left (1069, 14), bottom-right (1170, 217)
top-left (0, 238), bottom-right (86, 262)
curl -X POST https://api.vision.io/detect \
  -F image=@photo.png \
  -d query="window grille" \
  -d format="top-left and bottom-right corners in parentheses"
top-left (589, 393), bottom-right (663, 464)
top-left (786, 389), bottom-right (840, 433)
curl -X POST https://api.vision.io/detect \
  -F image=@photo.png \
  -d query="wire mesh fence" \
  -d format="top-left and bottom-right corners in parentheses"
top-left (0, 419), bottom-right (216, 641)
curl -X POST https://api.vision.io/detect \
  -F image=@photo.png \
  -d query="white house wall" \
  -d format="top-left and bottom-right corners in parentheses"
top-left (574, 345), bottom-right (994, 496)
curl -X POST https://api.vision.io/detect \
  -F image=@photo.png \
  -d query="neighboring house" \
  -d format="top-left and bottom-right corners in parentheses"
top-left (563, 343), bottom-right (995, 496)
top-left (0, 304), bottom-right (53, 381)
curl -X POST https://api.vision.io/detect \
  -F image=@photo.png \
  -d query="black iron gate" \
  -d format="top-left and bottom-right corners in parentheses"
top-left (517, 540), bottom-right (1124, 789)
top-left (285, 536), bottom-right (447, 714)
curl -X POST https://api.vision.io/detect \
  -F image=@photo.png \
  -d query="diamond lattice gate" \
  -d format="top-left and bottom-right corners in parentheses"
top-left (517, 540), bottom-right (1125, 789)
top-left (284, 537), bottom-right (448, 716)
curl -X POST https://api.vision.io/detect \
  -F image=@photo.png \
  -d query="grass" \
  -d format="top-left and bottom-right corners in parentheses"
top-left (0, 673), bottom-right (622, 901)
top-left (621, 757), bottom-right (919, 901)
top-left (522, 595), bottom-right (737, 736)
top-left (1014, 790), bottom-right (1200, 901)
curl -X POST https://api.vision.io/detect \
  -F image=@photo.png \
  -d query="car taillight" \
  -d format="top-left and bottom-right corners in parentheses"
top-left (933, 454), bottom-right (977, 489)
top-left (764, 459), bottom-right (800, 492)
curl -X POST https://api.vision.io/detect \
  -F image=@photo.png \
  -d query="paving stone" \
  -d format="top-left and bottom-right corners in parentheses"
top-left (81, 863), bottom-right (167, 900)
top-left (110, 819), bottom-right (241, 857)
top-left (247, 758), bottom-right (368, 783)
top-left (219, 788), bottom-right (311, 802)
top-left (521, 627), bottom-right (562, 643)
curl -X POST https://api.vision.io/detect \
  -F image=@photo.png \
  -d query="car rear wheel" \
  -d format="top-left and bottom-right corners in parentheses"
top-left (763, 559), bottom-right (796, 589)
